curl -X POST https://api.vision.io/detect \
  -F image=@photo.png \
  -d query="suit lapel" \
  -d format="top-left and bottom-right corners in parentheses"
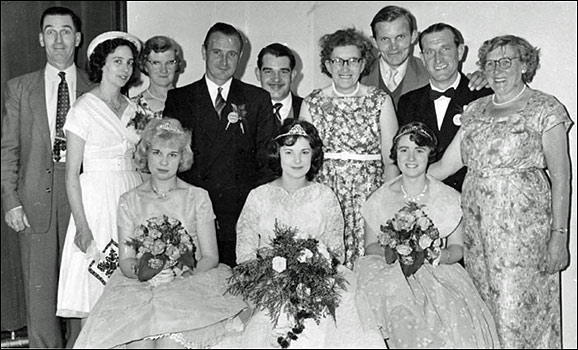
top-left (30, 69), bottom-right (52, 150)
top-left (197, 79), bottom-right (221, 141)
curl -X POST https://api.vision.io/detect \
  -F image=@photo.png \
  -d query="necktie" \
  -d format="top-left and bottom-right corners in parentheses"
top-left (54, 71), bottom-right (69, 162)
top-left (429, 87), bottom-right (456, 100)
top-left (273, 103), bottom-right (283, 122)
top-left (215, 87), bottom-right (226, 118)
top-left (385, 69), bottom-right (399, 92)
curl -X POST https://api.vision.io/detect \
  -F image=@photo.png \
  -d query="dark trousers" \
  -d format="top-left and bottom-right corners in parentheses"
top-left (208, 186), bottom-right (251, 268)
top-left (18, 163), bottom-right (70, 348)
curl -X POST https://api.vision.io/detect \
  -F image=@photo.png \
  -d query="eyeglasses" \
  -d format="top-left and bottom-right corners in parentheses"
top-left (328, 57), bottom-right (364, 68)
top-left (483, 57), bottom-right (520, 71)
top-left (147, 59), bottom-right (178, 70)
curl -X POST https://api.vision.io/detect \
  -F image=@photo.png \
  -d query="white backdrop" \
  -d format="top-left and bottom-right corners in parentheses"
top-left (128, 2), bottom-right (577, 347)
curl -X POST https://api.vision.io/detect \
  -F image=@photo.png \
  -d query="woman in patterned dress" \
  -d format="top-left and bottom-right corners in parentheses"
top-left (131, 36), bottom-right (184, 120)
top-left (430, 35), bottom-right (572, 348)
top-left (301, 28), bottom-right (398, 268)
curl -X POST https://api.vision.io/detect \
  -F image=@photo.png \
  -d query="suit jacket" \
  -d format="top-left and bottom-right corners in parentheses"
top-left (290, 93), bottom-right (303, 120)
top-left (361, 55), bottom-right (429, 109)
top-left (1, 67), bottom-right (93, 233)
top-left (397, 73), bottom-right (493, 191)
top-left (164, 77), bottom-right (277, 195)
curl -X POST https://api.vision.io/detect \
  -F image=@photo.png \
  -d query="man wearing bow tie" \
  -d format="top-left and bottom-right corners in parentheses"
top-left (397, 23), bottom-right (492, 192)
top-left (255, 43), bottom-right (303, 124)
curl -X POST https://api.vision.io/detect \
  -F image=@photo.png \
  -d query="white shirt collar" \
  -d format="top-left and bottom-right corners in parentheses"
top-left (379, 55), bottom-right (409, 83)
top-left (430, 74), bottom-right (461, 92)
top-left (205, 75), bottom-right (232, 102)
top-left (45, 63), bottom-right (77, 83)
top-left (273, 93), bottom-right (293, 118)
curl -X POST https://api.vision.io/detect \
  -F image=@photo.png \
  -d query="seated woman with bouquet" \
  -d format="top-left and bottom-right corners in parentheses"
top-left (73, 118), bottom-right (247, 348)
top-left (355, 122), bottom-right (499, 348)
top-left (217, 119), bottom-right (385, 349)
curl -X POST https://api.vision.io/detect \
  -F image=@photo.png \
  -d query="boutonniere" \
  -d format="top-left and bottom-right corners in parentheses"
top-left (452, 104), bottom-right (471, 127)
top-left (225, 103), bottom-right (247, 134)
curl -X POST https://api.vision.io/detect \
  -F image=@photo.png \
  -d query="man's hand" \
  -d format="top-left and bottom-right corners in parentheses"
top-left (5, 207), bottom-right (30, 232)
top-left (467, 71), bottom-right (490, 91)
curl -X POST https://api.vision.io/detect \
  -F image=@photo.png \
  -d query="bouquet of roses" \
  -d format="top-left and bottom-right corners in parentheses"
top-left (379, 202), bottom-right (442, 277)
top-left (227, 221), bottom-right (347, 348)
top-left (127, 95), bottom-right (162, 135)
top-left (126, 215), bottom-right (197, 282)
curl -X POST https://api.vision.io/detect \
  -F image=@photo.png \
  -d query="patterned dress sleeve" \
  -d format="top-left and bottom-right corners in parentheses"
top-left (235, 189), bottom-right (263, 264)
top-left (320, 186), bottom-right (346, 263)
top-left (537, 93), bottom-right (573, 133)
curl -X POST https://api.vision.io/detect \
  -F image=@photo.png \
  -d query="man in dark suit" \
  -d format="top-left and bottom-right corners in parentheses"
top-left (255, 42), bottom-right (303, 122)
top-left (361, 5), bottom-right (429, 109)
top-left (1, 6), bottom-right (93, 348)
top-left (164, 22), bottom-right (277, 267)
top-left (397, 23), bottom-right (492, 192)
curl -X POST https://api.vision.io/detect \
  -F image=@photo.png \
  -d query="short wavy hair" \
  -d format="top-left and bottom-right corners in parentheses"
top-left (390, 122), bottom-right (438, 165)
top-left (88, 38), bottom-right (140, 93)
top-left (134, 118), bottom-right (193, 173)
top-left (319, 28), bottom-right (375, 78)
top-left (203, 22), bottom-right (244, 53)
top-left (267, 119), bottom-right (324, 181)
top-left (139, 35), bottom-right (184, 74)
top-left (257, 42), bottom-right (296, 70)
top-left (477, 35), bottom-right (540, 83)
top-left (370, 5), bottom-right (417, 38)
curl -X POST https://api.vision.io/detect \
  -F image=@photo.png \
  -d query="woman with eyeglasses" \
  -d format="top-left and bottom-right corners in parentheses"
top-left (300, 28), bottom-right (398, 269)
top-left (429, 35), bottom-right (572, 348)
top-left (131, 36), bottom-right (184, 119)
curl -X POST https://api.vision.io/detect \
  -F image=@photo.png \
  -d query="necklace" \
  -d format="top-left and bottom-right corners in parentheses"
top-left (146, 87), bottom-right (168, 101)
top-left (332, 82), bottom-right (360, 97)
top-left (401, 182), bottom-right (428, 203)
top-left (492, 84), bottom-right (526, 106)
top-left (151, 184), bottom-right (176, 199)
top-left (104, 100), bottom-right (122, 113)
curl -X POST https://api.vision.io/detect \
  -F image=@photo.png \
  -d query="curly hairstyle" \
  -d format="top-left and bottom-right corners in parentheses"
top-left (88, 38), bottom-right (140, 93)
top-left (319, 28), bottom-right (375, 78)
top-left (390, 122), bottom-right (438, 165)
top-left (477, 35), bottom-right (540, 83)
top-left (267, 119), bottom-right (324, 181)
top-left (139, 35), bottom-right (184, 74)
top-left (134, 118), bottom-right (193, 174)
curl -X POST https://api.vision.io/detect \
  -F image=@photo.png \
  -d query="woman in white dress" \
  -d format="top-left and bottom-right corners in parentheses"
top-left (56, 31), bottom-right (144, 347)
top-left (217, 119), bottom-right (385, 349)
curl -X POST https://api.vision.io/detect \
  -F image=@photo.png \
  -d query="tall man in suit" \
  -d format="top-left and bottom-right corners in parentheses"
top-left (255, 43), bottom-right (303, 123)
top-left (361, 5), bottom-right (429, 109)
top-left (397, 23), bottom-right (492, 192)
top-left (164, 22), bottom-right (277, 267)
top-left (1, 6), bottom-right (93, 348)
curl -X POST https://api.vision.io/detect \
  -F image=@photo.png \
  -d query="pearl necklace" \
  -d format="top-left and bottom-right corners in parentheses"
top-left (146, 87), bottom-right (168, 102)
top-left (332, 82), bottom-right (360, 97)
top-left (151, 184), bottom-right (176, 199)
top-left (492, 84), bottom-right (526, 106)
top-left (401, 183), bottom-right (428, 203)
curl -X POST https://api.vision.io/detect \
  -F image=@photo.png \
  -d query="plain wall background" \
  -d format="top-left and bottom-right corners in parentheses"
top-left (127, 2), bottom-right (577, 347)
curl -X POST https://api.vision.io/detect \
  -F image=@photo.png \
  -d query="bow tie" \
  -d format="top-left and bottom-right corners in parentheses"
top-left (429, 87), bottom-right (455, 100)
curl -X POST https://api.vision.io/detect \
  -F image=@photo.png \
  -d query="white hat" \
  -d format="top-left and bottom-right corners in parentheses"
top-left (87, 31), bottom-right (142, 60)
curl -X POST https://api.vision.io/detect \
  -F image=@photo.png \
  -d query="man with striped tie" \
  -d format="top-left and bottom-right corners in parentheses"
top-left (164, 22), bottom-right (278, 268)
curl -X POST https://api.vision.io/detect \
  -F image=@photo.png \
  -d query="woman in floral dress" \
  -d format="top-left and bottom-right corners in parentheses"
top-left (131, 35), bottom-right (184, 121)
top-left (301, 28), bottom-right (398, 268)
top-left (430, 35), bottom-right (572, 348)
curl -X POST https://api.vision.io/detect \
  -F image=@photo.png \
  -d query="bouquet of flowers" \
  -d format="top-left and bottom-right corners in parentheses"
top-left (227, 221), bottom-right (347, 348)
top-left (379, 202), bottom-right (442, 277)
top-left (127, 95), bottom-right (162, 136)
top-left (126, 215), bottom-right (197, 282)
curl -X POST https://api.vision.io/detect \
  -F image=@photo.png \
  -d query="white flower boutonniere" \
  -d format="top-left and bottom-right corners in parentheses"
top-left (453, 114), bottom-right (462, 126)
top-left (225, 103), bottom-right (247, 134)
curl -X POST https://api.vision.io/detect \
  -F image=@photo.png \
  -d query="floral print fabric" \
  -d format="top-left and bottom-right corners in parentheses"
top-left (305, 86), bottom-right (389, 268)
top-left (460, 89), bottom-right (573, 348)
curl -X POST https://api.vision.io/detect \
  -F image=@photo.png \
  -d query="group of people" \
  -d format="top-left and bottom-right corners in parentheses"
top-left (0, 4), bottom-right (572, 350)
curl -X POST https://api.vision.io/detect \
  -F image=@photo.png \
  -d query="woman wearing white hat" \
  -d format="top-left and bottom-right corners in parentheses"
top-left (56, 31), bottom-right (143, 347)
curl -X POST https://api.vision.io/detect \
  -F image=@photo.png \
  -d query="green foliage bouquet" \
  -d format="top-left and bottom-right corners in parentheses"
top-left (227, 221), bottom-right (347, 348)
top-left (379, 202), bottom-right (442, 277)
top-left (126, 215), bottom-right (197, 282)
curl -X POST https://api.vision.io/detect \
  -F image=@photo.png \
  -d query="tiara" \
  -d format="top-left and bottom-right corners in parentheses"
top-left (159, 122), bottom-right (184, 134)
top-left (275, 124), bottom-right (309, 140)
